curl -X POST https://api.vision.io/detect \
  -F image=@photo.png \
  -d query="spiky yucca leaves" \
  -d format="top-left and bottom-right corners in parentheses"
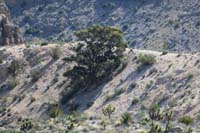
top-left (163, 110), bottom-right (173, 133)
top-left (120, 112), bottom-right (132, 126)
top-left (149, 104), bottom-right (163, 121)
top-left (20, 118), bottom-right (34, 131)
top-left (149, 122), bottom-right (162, 133)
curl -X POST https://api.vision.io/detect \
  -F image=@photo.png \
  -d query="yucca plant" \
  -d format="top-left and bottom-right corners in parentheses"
top-left (149, 104), bottom-right (163, 121)
top-left (120, 112), bottom-right (132, 126)
top-left (102, 104), bottom-right (115, 119)
top-left (149, 122), bottom-right (162, 133)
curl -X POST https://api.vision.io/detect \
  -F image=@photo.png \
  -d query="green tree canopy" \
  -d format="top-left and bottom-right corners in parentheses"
top-left (65, 26), bottom-right (127, 89)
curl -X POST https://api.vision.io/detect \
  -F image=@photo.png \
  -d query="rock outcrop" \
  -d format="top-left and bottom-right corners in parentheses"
top-left (0, 1), bottom-right (23, 46)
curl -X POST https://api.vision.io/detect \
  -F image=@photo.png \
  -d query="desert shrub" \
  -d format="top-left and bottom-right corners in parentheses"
top-left (40, 42), bottom-right (48, 46)
top-left (30, 70), bottom-right (41, 82)
top-left (38, 6), bottom-right (43, 12)
top-left (30, 97), bottom-right (36, 103)
top-left (163, 41), bottom-right (169, 49)
top-left (49, 46), bottom-right (62, 60)
top-left (178, 116), bottom-right (194, 126)
top-left (0, 59), bottom-right (3, 64)
top-left (25, 27), bottom-right (40, 35)
top-left (120, 112), bottom-right (132, 126)
top-left (161, 51), bottom-right (168, 55)
top-left (138, 54), bottom-right (155, 66)
top-left (132, 97), bottom-right (139, 105)
top-left (48, 103), bottom-right (62, 118)
top-left (130, 82), bottom-right (137, 89)
top-left (187, 74), bottom-right (194, 80)
top-left (145, 80), bottom-right (154, 90)
top-left (102, 104), bottom-right (115, 119)
top-left (100, 119), bottom-right (109, 130)
top-left (122, 24), bottom-right (129, 31)
top-left (102, 2), bottom-right (115, 9)
top-left (168, 19), bottom-right (174, 25)
top-left (7, 59), bottom-right (24, 77)
top-left (174, 23), bottom-right (180, 29)
top-left (20, 118), bottom-right (34, 131)
top-left (64, 26), bottom-right (127, 91)
top-left (7, 78), bottom-right (19, 89)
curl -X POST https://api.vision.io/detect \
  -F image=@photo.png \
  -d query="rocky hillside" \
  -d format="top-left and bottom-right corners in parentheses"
top-left (5, 0), bottom-right (200, 52)
top-left (1, 44), bottom-right (200, 132)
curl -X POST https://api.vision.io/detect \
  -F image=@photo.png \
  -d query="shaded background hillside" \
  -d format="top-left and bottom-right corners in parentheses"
top-left (6, 0), bottom-right (200, 52)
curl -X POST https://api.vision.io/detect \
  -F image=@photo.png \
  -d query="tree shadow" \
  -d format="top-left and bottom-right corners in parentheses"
top-left (60, 64), bottom-right (152, 113)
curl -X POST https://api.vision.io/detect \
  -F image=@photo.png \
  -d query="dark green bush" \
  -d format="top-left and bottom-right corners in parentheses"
top-left (40, 42), bottom-right (48, 46)
top-left (132, 97), bottom-right (139, 105)
top-left (178, 116), bottom-right (194, 125)
top-left (48, 103), bottom-right (62, 118)
top-left (30, 70), bottom-right (41, 82)
top-left (0, 59), bottom-right (3, 64)
top-left (187, 74), bottom-right (194, 80)
top-left (25, 27), bottom-right (40, 35)
top-left (7, 78), bottom-right (19, 89)
top-left (7, 59), bottom-right (24, 77)
top-left (138, 54), bottom-right (155, 66)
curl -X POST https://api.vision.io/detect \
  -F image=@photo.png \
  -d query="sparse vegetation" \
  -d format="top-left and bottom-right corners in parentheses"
top-left (49, 46), bottom-right (62, 60)
top-left (145, 80), bottom-right (154, 90)
top-left (30, 70), bottom-right (41, 82)
top-left (7, 59), bottom-right (24, 77)
top-left (40, 42), bottom-right (48, 46)
top-left (20, 118), bottom-right (34, 132)
top-left (120, 112), bottom-right (132, 126)
top-left (132, 97), bottom-right (139, 105)
top-left (104, 88), bottom-right (125, 102)
top-left (25, 27), bottom-right (40, 35)
top-left (48, 103), bottom-right (62, 118)
top-left (187, 74), bottom-right (194, 80)
top-left (7, 78), bottom-right (19, 89)
top-left (138, 54), bottom-right (155, 66)
top-left (178, 116), bottom-right (194, 126)
top-left (0, 58), bottom-right (3, 64)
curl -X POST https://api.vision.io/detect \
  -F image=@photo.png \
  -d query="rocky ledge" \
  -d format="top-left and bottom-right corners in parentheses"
top-left (0, 1), bottom-right (23, 46)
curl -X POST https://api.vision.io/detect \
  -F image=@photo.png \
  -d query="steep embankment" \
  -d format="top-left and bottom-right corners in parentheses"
top-left (6, 0), bottom-right (200, 52)
top-left (1, 44), bottom-right (200, 131)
